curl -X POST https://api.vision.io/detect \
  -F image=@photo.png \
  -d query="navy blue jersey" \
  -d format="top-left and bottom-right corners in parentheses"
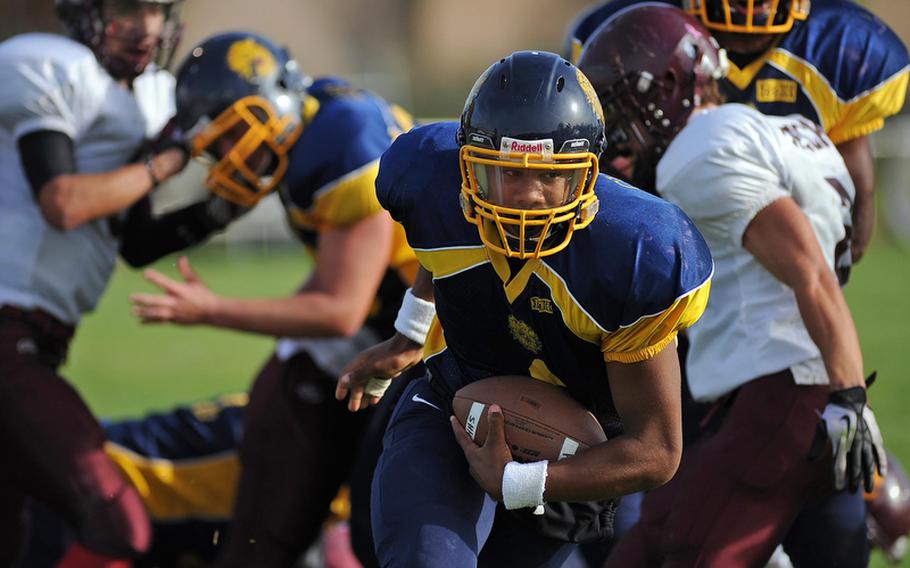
top-left (568, 0), bottom-right (909, 143)
top-left (277, 76), bottom-right (419, 336)
top-left (376, 122), bottom-right (713, 434)
top-left (281, 76), bottom-right (413, 241)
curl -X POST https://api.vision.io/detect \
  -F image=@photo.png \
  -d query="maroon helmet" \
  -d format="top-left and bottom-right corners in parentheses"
top-left (576, 5), bottom-right (727, 175)
top-left (868, 450), bottom-right (910, 564)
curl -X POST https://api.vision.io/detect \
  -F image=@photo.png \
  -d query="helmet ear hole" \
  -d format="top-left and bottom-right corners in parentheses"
top-left (556, 76), bottom-right (566, 92)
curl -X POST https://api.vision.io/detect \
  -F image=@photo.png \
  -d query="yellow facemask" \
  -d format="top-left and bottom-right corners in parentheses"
top-left (459, 143), bottom-right (600, 259)
top-left (191, 95), bottom-right (303, 207)
top-left (683, 0), bottom-right (810, 34)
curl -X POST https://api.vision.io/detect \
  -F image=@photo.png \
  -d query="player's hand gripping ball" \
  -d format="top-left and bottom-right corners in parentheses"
top-left (453, 375), bottom-right (607, 462)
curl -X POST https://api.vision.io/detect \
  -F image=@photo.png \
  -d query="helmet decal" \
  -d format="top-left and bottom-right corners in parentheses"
top-left (227, 38), bottom-right (278, 82)
top-left (175, 32), bottom-right (307, 206)
top-left (576, 68), bottom-right (605, 123)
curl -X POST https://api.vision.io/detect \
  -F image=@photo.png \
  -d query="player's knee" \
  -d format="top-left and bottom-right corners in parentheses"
top-left (77, 484), bottom-right (151, 557)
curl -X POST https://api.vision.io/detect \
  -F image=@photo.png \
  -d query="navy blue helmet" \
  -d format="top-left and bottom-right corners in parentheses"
top-left (174, 31), bottom-right (309, 206)
top-left (457, 51), bottom-right (606, 259)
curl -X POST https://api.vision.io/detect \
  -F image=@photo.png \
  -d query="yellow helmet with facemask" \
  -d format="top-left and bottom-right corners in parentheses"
top-left (458, 51), bottom-right (606, 259)
top-left (174, 31), bottom-right (309, 207)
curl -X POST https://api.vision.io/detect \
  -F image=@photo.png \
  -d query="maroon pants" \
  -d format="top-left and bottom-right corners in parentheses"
top-left (214, 352), bottom-right (372, 568)
top-left (0, 313), bottom-right (150, 565)
top-left (607, 371), bottom-right (832, 568)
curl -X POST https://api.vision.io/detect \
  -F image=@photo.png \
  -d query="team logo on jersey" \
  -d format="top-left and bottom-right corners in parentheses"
top-left (508, 315), bottom-right (542, 354)
top-left (227, 38), bottom-right (277, 82)
top-left (756, 79), bottom-right (798, 103)
top-left (530, 297), bottom-right (553, 314)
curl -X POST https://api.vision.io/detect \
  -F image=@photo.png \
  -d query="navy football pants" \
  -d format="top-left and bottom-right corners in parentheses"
top-left (371, 376), bottom-right (576, 568)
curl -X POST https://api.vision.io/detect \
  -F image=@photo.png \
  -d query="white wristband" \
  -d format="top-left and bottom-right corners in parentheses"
top-left (393, 288), bottom-right (436, 345)
top-left (502, 460), bottom-right (548, 513)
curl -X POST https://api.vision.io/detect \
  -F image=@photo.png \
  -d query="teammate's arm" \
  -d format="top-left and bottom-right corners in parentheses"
top-left (836, 136), bottom-right (875, 263)
top-left (335, 266), bottom-right (433, 411)
top-left (742, 196), bottom-right (865, 390)
top-left (452, 342), bottom-right (683, 502)
top-left (130, 210), bottom-right (394, 337)
top-left (17, 130), bottom-right (186, 231)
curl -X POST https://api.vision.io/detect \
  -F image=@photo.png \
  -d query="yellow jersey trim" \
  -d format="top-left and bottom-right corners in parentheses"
top-left (571, 39), bottom-right (583, 65)
top-left (602, 275), bottom-right (712, 363)
top-left (765, 53), bottom-right (909, 143)
top-left (286, 159), bottom-right (384, 231)
top-left (302, 94), bottom-right (321, 125)
top-left (105, 442), bottom-right (239, 521)
top-left (534, 261), bottom-right (605, 346)
top-left (423, 318), bottom-right (447, 361)
top-left (390, 223), bottom-right (419, 283)
top-left (529, 358), bottom-right (567, 387)
top-left (827, 68), bottom-right (909, 144)
top-left (414, 247), bottom-right (489, 279)
top-left (488, 252), bottom-right (541, 303)
top-left (726, 50), bottom-right (777, 91)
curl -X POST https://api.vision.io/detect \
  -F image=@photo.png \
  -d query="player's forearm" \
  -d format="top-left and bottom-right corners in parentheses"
top-left (39, 164), bottom-right (153, 229)
top-left (39, 149), bottom-right (185, 230)
top-left (543, 431), bottom-right (681, 502)
top-left (206, 293), bottom-right (371, 338)
top-left (792, 268), bottom-right (865, 390)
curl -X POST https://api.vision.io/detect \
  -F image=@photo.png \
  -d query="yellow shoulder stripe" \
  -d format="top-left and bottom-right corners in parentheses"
top-left (414, 247), bottom-right (488, 279)
top-left (766, 52), bottom-right (909, 143)
top-left (287, 160), bottom-right (383, 232)
top-left (105, 442), bottom-right (238, 521)
top-left (827, 68), bottom-right (909, 144)
top-left (534, 262), bottom-right (604, 346)
top-left (602, 276), bottom-right (711, 363)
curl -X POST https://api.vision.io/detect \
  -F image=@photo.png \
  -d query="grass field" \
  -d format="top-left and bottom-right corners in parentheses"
top-left (63, 239), bottom-right (910, 567)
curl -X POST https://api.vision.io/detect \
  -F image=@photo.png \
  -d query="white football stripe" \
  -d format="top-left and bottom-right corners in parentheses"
top-left (466, 402), bottom-right (486, 440)
top-left (558, 437), bottom-right (579, 460)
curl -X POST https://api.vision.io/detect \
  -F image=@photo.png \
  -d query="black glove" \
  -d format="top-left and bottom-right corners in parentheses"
top-left (820, 386), bottom-right (886, 492)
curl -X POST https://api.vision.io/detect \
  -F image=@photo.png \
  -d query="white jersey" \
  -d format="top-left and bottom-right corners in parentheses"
top-left (657, 104), bottom-right (854, 402)
top-left (0, 33), bottom-right (175, 325)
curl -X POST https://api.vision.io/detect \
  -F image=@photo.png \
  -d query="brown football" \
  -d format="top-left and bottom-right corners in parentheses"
top-left (453, 375), bottom-right (607, 462)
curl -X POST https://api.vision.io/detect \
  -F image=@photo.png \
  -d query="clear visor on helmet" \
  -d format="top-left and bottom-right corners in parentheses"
top-left (190, 95), bottom-right (302, 206)
top-left (683, 0), bottom-right (810, 34)
top-left (459, 144), bottom-right (599, 259)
